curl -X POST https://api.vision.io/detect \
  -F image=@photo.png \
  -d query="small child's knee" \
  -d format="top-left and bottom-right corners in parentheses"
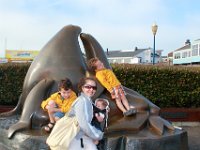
top-left (48, 100), bottom-right (57, 108)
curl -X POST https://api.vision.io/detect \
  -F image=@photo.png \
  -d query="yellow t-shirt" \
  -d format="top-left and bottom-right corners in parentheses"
top-left (41, 91), bottom-right (77, 113)
top-left (96, 68), bottom-right (121, 92)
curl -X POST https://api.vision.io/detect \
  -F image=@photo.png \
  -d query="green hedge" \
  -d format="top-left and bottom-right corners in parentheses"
top-left (112, 64), bottom-right (200, 108)
top-left (0, 63), bottom-right (200, 108)
top-left (0, 63), bottom-right (30, 105)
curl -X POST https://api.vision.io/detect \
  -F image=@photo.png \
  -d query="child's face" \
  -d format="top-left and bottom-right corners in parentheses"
top-left (96, 101), bottom-right (106, 110)
top-left (95, 60), bottom-right (105, 70)
top-left (60, 88), bottom-right (72, 99)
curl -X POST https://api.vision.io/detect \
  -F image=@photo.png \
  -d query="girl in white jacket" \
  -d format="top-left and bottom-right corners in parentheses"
top-left (68, 77), bottom-right (104, 150)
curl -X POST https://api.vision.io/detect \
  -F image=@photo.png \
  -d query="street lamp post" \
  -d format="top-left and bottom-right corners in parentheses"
top-left (152, 23), bottom-right (158, 65)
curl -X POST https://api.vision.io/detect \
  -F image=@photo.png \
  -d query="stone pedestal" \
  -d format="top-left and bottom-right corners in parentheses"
top-left (0, 115), bottom-right (188, 150)
top-left (104, 129), bottom-right (188, 150)
top-left (0, 115), bottom-right (48, 150)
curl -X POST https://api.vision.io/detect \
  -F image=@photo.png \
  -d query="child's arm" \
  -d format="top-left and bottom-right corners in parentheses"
top-left (41, 93), bottom-right (57, 110)
top-left (93, 140), bottom-right (99, 145)
top-left (95, 111), bottom-right (108, 131)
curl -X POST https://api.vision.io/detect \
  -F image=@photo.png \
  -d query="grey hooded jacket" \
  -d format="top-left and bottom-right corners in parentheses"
top-left (68, 92), bottom-right (104, 140)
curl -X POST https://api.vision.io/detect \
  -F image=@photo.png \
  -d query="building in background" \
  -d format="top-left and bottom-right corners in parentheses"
top-left (105, 47), bottom-right (162, 64)
top-left (172, 39), bottom-right (200, 65)
top-left (167, 51), bottom-right (173, 65)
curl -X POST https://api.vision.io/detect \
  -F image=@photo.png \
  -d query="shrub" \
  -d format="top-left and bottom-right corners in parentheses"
top-left (0, 63), bottom-right (30, 105)
top-left (112, 64), bottom-right (200, 108)
top-left (0, 63), bottom-right (200, 108)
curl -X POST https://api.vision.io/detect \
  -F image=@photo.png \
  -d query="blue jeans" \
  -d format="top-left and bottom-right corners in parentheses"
top-left (54, 112), bottom-right (65, 118)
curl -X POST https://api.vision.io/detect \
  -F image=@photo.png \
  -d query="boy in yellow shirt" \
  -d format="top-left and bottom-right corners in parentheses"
top-left (88, 58), bottom-right (136, 116)
top-left (41, 78), bottom-right (77, 132)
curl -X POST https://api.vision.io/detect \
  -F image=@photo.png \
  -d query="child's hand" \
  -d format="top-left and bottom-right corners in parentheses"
top-left (45, 105), bottom-right (50, 109)
top-left (46, 100), bottom-right (57, 110)
top-left (95, 113), bottom-right (104, 122)
top-left (99, 113), bottom-right (105, 118)
top-left (93, 140), bottom-right (99, 145)
top-left (48, 100), bottom-right (57, 108)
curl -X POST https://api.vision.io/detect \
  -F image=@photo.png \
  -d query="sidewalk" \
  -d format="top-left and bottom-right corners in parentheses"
top-left (180, 126), bottom-right (200, 150)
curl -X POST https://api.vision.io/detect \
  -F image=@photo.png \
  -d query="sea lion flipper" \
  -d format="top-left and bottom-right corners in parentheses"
top-left (8, 79), bottom-right (55, 138)
top-left (149, 116), bottom-right (175, 135)
top-left (8, 121), bottom-right (30, 139)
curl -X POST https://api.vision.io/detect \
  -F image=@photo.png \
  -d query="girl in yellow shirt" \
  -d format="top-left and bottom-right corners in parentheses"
top-left (88, 58), bottom-right (136, 116)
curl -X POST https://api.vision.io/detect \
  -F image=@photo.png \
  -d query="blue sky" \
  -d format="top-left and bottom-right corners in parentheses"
top-left (1, 0), bottom-right (200, 57)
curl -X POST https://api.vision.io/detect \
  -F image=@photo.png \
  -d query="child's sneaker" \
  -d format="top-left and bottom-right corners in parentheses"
top-left (130, 107), bottom-right (137, 115)
top-left (123, 108), bottom-right (137, 116)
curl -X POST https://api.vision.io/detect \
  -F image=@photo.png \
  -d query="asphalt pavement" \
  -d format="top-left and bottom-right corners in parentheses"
top-left (181, 126), bottom-right (200, 150)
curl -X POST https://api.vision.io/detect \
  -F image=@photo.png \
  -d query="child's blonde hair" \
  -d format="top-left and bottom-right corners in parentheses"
top-left (88, 57), bottom-right (99, 72)
top-left (95, 98), bottom-right (110, 127)
top-left (95, 98), bottom-right (110, 111)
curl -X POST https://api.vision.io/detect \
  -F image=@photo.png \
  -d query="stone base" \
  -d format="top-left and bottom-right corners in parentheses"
top-left (104, 129), bottom-right (188, 150)
top-left (0, 115), bottom-right (48, 150)
top-left (0, 115), bottom-right (189, 150)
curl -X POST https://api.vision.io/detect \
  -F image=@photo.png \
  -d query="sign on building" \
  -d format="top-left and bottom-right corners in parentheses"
top-left (6, 50), bottom-right (39, 62)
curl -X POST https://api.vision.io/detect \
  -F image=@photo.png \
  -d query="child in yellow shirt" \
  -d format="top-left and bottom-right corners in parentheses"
top-left (88, 58), bottom-right (136, 116)
top-left (41, 78), bottom-right (77, 132)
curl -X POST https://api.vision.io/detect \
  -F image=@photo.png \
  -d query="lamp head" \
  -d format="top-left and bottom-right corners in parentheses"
top-left (152, 23), bottom-right (158, 35)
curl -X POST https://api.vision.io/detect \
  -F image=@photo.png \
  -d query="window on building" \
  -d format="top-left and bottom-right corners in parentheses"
top-left (108, 59), bottom-right (116, 63)
top-left (182, 51), bottom-right (187, 58)
top-left (108, 59), bottom-right (113, 63)
top-left (174, 53), bottom-right (181, 59)
top-left (124, 58), bottom-right (131, 63)
top-left (188, 51), bottom-right (191, 57)
top-left (115, 59), bottom-right (122, 63)
top-left (192, 44), bottom-right (198, 56)
top-left (199, 44), bottom-right (200, 56)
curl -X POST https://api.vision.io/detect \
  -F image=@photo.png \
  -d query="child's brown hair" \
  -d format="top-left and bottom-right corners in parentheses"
top-left (87, 57), bottom-right (99, 72)
top-left (58, 78), bottom-right (73, 91)
top-left (77, 77), bottom-right (97, 92)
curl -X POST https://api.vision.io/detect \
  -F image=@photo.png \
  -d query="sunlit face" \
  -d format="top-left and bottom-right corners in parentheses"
top-left (59, 88), bottom-right (72, 99)
top-left (95, 60), bottom-right (105, 70)
top-left (96, 101), bottom-right (106, 110)
top-left (82, 80), bottom-right (97, 97)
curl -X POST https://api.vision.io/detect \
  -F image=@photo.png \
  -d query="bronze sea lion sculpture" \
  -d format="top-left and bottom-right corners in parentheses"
top-left (0, 25), bottom-right (188, 150)
top-left (1, 25), bottom-right (87, 138)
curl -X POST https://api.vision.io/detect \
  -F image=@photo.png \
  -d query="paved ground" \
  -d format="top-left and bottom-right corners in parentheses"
top-left (181, 126), bottom-right (200, 150)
